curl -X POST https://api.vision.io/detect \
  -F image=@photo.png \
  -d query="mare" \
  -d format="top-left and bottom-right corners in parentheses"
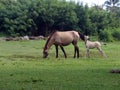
top-left (83, 36), bottom-right (106, 57)
top-left (43, 30), bottom-right (83, 58)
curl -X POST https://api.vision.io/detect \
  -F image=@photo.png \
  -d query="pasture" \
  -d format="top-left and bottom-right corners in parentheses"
top-left (0, 40), bottom-right (120, 90)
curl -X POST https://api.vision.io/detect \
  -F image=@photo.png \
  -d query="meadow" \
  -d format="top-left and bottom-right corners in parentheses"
top-left (0, 40), bottom-right (120, 90)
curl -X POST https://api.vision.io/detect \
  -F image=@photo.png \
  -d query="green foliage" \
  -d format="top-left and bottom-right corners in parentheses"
top-left (99, 28), bottom-right (113, 42)
top-left (112, 28), bottom-right (120, 41)
top-left (89, 7), bottom-right (108, 35)
top-left (99, 28), bottom-right (120, 42)
top-left (0, 0), bottom-right (120, 38)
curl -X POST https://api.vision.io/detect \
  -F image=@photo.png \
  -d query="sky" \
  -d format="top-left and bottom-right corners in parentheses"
top-left (66, 0), bottom-right (106, 6)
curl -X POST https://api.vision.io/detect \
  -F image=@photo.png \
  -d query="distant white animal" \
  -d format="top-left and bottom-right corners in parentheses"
top-left (20, 35), bottom-right (29, 40)
top-left (84, 36), bottom-right (106, 57)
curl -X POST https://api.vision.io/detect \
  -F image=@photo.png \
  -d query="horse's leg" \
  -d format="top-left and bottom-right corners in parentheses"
top-left (72, 42), bottom-right (78, 58)
top-left (74, 46), bottom-right (77, 58)
top-left (86, 48), bottom-right (90, 58)
top-left (97, 47), bottom-right (106, 57)
top-left (60, 46), bottom-right (67, 58)
top-left (55, 45), bottom-right (58, 58)
top-left (76, 45), bottom-right (79, 58)
top-left (73, 45), bottom-right (79, 58)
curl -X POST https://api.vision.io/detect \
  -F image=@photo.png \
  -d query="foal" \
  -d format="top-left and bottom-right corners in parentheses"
top-left (84, 36), bottom-right (106, 57)
top-left (43, 31), bottom-right (81, 58)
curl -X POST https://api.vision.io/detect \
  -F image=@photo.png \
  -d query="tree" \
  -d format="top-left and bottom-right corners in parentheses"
top-left (75, 4), bottom-right (92, 35)
top-left (53, 1), bottom-right (78, 31)
top-left (104, 0), bottom-right (120, 11)
top-left (89, 6), bottom-right (110, 35)
top-left (0, 0), bottom-right (120, 37)
top-left (104, 0), bottom-right (120, 30)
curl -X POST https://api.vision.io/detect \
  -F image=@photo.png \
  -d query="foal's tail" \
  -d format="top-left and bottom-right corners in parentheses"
top-left (100, 42), bottom-right (107, 45)
top-left (78, 32), bottom-right (85, 41)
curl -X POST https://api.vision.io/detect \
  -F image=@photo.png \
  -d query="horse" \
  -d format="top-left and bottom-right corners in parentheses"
top-left (84, 36), bottom-right (106, 57)
top-left (43, 30), bottom-right (84, 58)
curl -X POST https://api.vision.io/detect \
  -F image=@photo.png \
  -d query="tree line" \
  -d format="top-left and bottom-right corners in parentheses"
top-left (0, 0), bottom-right (120, 41)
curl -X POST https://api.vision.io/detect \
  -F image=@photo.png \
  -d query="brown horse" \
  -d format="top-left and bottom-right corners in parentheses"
top-left (43, 30), bottom-right (84, 58)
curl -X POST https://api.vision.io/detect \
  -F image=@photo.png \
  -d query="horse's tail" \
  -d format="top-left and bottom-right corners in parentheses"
top-left (78, 32), bottom-right (85, 41)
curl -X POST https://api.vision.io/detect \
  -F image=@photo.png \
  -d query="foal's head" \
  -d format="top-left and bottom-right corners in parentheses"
top-left (84, 36), bottom-right (89, 40)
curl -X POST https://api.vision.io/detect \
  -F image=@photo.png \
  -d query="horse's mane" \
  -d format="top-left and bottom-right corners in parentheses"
top-left (78, 32), bottom-right (85, 41)
top-left (44, 30), bottom-right (57, 50)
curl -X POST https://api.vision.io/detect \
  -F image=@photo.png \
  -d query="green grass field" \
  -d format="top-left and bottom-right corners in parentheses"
top-left (0, 40), bottom-right (120, 90)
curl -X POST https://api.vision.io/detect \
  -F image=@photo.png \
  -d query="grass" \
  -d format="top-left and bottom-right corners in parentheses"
top-left (0, 40), bottom-right (120, 90)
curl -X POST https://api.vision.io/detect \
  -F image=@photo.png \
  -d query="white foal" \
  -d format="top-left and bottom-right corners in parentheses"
top-left (84, 36), bottom-right (106, 57)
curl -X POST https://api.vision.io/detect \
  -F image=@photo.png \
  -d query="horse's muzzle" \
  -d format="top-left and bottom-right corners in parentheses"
top-left (43, 55), bottom-right (47, 58)
top-left (43, 53), bottom-right (48, 58)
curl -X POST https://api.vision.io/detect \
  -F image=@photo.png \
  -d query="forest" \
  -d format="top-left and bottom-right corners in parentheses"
top-left (0, 0), bottom-right (120, 41)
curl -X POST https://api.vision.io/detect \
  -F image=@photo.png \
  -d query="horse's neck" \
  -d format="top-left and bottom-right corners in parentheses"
top-left (78, 32), bottom-right (85, 41)
top-left (44, 38), bottom-right (54, 51)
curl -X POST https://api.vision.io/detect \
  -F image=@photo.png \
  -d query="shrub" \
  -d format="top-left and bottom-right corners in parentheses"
top-left (112, 28), bottom-right (120, 41)
top-left (99, 29), bottom-right (113, 42)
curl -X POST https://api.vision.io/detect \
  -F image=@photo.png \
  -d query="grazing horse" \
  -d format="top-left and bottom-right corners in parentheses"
top-left (84, 36), bottom-right (106, 57)
top-left (43, 30), bottom-right (83, 58)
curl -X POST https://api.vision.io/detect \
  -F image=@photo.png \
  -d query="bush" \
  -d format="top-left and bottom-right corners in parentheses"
top-left (99, 29), bottom-right (113, 42)
top-left (112, 28), bottom-right (120, 41)
top-left (0, 32), bottom-right (8, 37)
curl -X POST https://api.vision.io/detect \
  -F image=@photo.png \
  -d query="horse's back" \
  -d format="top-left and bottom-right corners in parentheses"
top-left (95, 41), bottom-right (101, 47)
top-left (53, 31), bottom-right (79, 45)
top-left (55, 31), bottom-right (79, 39)
top-left (86, 40), bottom-right (101, 48)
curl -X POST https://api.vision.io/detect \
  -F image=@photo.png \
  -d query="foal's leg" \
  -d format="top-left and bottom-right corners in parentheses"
top-left (97, 47), bottom-right (106, 57)
top-left (86, 48), bottom-right (90, 58)
top-left (60, 46), bottom-right (67, 58)
top-left (55, 45), bottom-right (59, 58)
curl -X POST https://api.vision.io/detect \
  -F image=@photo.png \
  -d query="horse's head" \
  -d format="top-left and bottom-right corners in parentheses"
top-left (84, 36), bottom-right (90, 41)
top-left (43, 49), bottom-right (49, 58)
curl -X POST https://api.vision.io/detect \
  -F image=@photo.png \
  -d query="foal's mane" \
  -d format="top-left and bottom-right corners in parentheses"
top-left (44, 30), bottom-right (57, 50)
top-left (78, 32), bottom-right (85, 41)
